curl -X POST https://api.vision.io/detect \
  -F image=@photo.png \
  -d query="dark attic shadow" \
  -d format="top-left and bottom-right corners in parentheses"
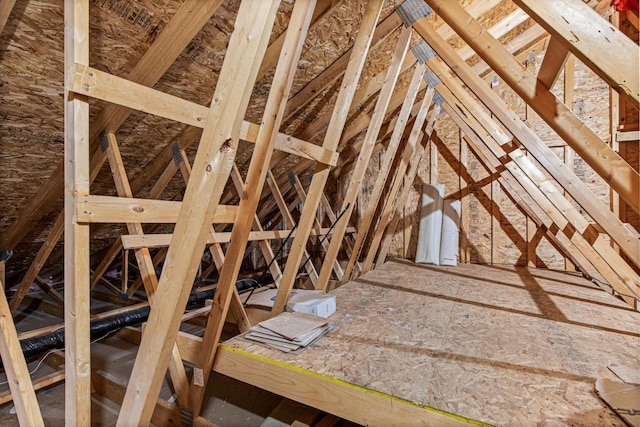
top-left (388, 258), bottom-right (637, 313)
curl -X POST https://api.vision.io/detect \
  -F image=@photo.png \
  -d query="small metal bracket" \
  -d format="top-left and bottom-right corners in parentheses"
top-left (396, 0), bottom-right (432, 27)
top-left (423, 70), bottom-right (441, 88)
top-left (412, 41), bottom-right (437, 64)
top-left (100, 131), bottom-right (110, 152)
top-left (0, 247), bottom-right (13, 262)
top-left (287, 171), bottom-right (296, 187)
top-left (433, 91), bottom-right (445, 114)
top-left (433, 90), bottom-right (445, 107)
top-left (171, 142), bottom-right (183, 166)
top-left (180, 407), bottom-right (193, 427)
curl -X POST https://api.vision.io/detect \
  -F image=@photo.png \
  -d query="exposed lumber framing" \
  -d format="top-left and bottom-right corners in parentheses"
top-left (257, 0), bottom-right (340, 78)
top-left (423, 0), bottom-right (640, 215)
top-left (283, 10), bottom-right (402, 124)
top-left (536, 37), bottom-right (570, 90)
top-left (445, 103), bottom-right (610, 288)
top-left (0, 278), bottom-right (45, 426)
top-left (563, 55), bottom-right (576, 271)
top-left (63, 0), bottom-right (91, 424)
top-left (116, 2), bottom-right (281, 424)
top-left (9, 214), bottom-right (64, 312)
top-left (271, 0), bottom-right (386, 315)
top-left (289, 173), bottom-right (345, 281)
top-left (362, 89), bottom-right (435, 272)
top-left (266, 171), bottom-right (321, 283)
top-left (376, 118), bottom-right (439, 267)
top-left (434, 73), bottom-right (640, 307)
top-left (344, 60), bottom-right (427, 281)
top-left (473, 24), bottom-right (548, 77)
top-left (458, 129), bottom-right (470, 263)
top-left (313, 26), bottom-right (413, 291)
top-left (1, 0), bottom-right (226, 256)
top-left (4, 0), bottom-right (638, 424)
top-left (176, 156), bottom-right (252, 361)
top-left (75, 195), bottom-right (238, 224)
top-left (89, 146), bottom-right (182, 291)
top-left (213, 345), bottom-right (474, 427)
top-left (187, 1), bottom-right (316, 416)
top-left (514, 0), bottom-right (639, 108)
top-left (412, 16), bottom-right (640, 272)
top-left (460, 124), bottom-right (593, 277)
top-left (261, 0), bottom-right (501, 216)
top-left (70, 66), bottom-right (337, 166)
top-left (104, 132), bottom-right (190, 408)
top-left (121, 227), bottom-right (355, 250)
top-left (230, 165), bottom-right (284, 286)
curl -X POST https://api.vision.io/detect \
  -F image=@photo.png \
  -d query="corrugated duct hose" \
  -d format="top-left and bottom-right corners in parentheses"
top-left (10, 278), bottom-right (257, 366)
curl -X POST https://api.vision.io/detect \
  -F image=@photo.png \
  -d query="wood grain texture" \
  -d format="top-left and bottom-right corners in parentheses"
top-left (220, 260), bottom-right (640, 426)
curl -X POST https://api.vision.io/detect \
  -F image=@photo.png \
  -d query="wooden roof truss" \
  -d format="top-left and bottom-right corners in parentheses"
top-left (0, 0), bottom-right (637, 425)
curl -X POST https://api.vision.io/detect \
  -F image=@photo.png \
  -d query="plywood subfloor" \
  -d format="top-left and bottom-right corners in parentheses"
top-left (220, 259), bottom-right (640, 426)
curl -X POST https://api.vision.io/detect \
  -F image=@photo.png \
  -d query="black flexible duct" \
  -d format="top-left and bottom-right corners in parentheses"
top-left (15, 279), bottom-right (255, 363)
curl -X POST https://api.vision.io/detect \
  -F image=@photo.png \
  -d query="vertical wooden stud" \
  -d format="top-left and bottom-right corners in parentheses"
top-left (64, 0), bottom-right (91, 424)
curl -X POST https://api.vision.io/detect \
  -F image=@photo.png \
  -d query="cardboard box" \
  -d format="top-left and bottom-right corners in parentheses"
top-left (287, 291), bottom-right (336, 318)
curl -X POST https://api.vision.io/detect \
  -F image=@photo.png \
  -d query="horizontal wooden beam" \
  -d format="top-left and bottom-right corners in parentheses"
top-left (121, 227), bottom-right (356, 249)
top-left (0, 369), bottom-right (65, 406)
top-left (0, 0), bottom-right (225, 254)
top-left (76, 195), bottom-right (237, 224)
top-left (214, 345), bottom-right (476, 426)
top-left (70, 65), bottom-right (337, 166)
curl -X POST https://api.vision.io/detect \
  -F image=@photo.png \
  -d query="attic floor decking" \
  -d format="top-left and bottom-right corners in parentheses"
top-left (215, 259), bottom-right (640, 426)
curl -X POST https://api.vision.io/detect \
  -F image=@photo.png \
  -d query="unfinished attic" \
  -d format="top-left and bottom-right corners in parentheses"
top-left (0, 0), bottom-right (639, 425)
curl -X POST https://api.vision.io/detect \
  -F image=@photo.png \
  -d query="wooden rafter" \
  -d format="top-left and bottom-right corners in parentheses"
top-left (266, 171), bottom-right (321, 283)
top-left (514, 0), bottom-right (639, 108)
top-left (536, 37), bottom-right (570, 90)
top-left (187, 2), bottom-right (317, 416)
top-left (116, 2), bottom-right (281, 424)
top-left (314, 26), bottom-right (413, 290)
top-left (424, 0), bottom-right (640, 215)
top-left (343, 60), bottom-right (427, 281)
top-left (434, 72), bottom-right (640, 307)
top-left (412, 14), bottom-right (640, 271)
top-left (2, 0), bottom-right (226, 256)
top-left (272, 0), bottom-right (386, 315)
top-left (362, 88), bottom-right (435, 273)
top-left (0, 278), bottom-right (45, 426)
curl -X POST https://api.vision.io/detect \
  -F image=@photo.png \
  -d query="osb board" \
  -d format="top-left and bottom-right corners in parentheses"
top-left (222, 260), bottom-right (640, 426)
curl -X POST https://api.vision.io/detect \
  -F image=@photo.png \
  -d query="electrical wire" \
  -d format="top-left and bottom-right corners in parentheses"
top-left (0, 329), bottom-right (118, 386)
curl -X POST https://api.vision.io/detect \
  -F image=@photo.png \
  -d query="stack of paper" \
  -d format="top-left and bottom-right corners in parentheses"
top-left (244, 312), bottom-right (331, 353)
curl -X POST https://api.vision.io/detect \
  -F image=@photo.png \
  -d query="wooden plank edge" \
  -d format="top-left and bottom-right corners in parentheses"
top-left (214, 345), bottom-right (487, 427)
top-left (70, 65), bottom-right (337, 166)
top-left (91, 369), bottom-right (218, 427)
top-left (0, 369), bottom-right (65, 406)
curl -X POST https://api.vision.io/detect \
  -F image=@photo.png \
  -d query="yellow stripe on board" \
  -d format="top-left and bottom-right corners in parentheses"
top-left (219, 344), bottom-right (492, 427)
